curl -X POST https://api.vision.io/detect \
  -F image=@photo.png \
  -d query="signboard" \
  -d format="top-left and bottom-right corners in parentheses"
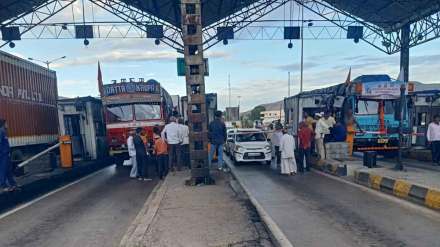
top-left (361, 81), bottom-right (406, 99)
top-left (102, 81), bottom-right (160, 97)
top-left (177, 58), bottom-right (209, 76)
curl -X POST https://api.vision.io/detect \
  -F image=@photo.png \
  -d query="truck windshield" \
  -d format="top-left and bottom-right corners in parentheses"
top-left (134, 104), bottom-right (161, 120)
top-left (356, 100), bottom-right (394, 115)
top-left (107, 105), bottom-right (133, 123)
top-left (236, 132), bottom-right (266, 142)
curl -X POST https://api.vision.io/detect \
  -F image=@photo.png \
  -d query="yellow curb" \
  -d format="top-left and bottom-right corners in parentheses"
top-left (393, 180), bottom-right (411, 198)
top-left (369, 174), bottom-right (382, 190)
top-left (425, 189), bottom-right (440, 209)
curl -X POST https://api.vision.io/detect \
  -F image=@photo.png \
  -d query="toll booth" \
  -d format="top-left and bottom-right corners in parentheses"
top-left (58, 96), bottom-right (108, 160)
top-left (410, 90), bottom-right (440, 146)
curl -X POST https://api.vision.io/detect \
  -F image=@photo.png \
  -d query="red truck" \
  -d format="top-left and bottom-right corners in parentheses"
top-left (0, 50), bottom-right (59, 163)
top-left (100, 78), bottom-right (173, 164)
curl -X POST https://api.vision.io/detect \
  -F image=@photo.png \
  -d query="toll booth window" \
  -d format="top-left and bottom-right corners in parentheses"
top-left (106, 105), bottom-right (134, 123)
top-left (134, 104), bottom-right (161, 120)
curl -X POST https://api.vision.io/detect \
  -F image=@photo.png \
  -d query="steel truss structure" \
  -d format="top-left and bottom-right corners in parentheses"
top-left (1, 0), bottom-right (440, 55)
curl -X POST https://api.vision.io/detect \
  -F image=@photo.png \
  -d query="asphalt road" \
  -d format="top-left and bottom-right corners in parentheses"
top-left (0, 165), bottom-right (158, 247)
top-left (227, 158), bottom-right (440, 247)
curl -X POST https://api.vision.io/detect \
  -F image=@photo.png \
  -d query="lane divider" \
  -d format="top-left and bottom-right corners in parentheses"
top-left (354, 170), bottom-right (440, 210)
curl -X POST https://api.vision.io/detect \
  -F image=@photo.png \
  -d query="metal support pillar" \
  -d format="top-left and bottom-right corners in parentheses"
top-left (395, 24), bottom-right (410, 171)
top-left (181, 0), bottom-right (214, 185)
top-left (400, 24), bottom-right (410, 82)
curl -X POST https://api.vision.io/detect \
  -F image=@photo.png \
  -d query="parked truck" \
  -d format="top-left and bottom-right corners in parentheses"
top-left (0, 50), bottom-right (59, 163)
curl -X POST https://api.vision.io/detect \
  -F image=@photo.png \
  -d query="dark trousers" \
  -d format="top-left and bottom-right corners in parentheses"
top-left (156, 154), bottom-right (168, 179)
top-left (298, 148), bottom-right (311, 172)
top-left (168, 144), bottom-right (181, 171)
top-left (432, 141), bottom-right (440, 164)
top-left (274, 146), bottom-right (281, 165)
top-left (136, 154), bottom-right (148, 178)
top-left (0, 155), bottom-right (17, 188)
top-left (181, 144), bottom-right (190, 168)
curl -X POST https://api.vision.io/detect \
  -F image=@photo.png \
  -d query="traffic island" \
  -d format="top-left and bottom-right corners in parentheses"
top-left (121, 169), bottom-right (273, 247)
top-left (353, 167), bottom-right (440, 210)
top-left (0, 157), bottom-right (113, 213)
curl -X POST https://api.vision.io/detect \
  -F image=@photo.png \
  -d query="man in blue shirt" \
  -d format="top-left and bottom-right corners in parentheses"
top-left (330, 121), bottom-right (347, 142)
top-left (208, 111), bottom-right (227, 171)
top-left (0, 118), bottom-right (17, 192)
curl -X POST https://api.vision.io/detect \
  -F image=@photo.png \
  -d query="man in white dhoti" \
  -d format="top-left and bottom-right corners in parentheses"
top-left (280, 128), bottom-right (297, 175)
top-left (127, 131), bottom-right (138, 178)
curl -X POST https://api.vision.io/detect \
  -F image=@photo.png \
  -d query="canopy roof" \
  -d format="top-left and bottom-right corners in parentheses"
top-left (1, 0), bottom-right (440, 31)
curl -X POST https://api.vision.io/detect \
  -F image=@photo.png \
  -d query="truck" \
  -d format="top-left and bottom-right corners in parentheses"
top-left (100, 78), bottom-right (173, 164)
top-left (0, 50), bottom-right (59, 163)
top-left (284, 74), bottom-right (414, 156)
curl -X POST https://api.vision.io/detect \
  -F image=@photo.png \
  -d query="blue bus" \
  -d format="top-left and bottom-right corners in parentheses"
top-left (284, 74), bottom-right (415, 156)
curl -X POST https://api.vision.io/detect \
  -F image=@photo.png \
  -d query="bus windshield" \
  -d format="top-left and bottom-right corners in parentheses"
top-left (107, 105), bottom-right (133, 123)
top-left (356, 100), bottom-right (394, 115)
top-left (134, 104), bottom-right (161, 120)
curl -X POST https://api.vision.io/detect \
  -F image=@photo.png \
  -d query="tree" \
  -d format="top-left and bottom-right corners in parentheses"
top-left (249, 105), bottom-right (266, 121)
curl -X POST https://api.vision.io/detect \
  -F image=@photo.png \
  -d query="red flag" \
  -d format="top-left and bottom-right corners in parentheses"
top-left (345, 67), bottom-right (351, 85)
top-left (97, 61), bottom-right (103, 97)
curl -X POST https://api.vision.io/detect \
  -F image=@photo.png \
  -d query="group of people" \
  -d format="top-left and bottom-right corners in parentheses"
top-left (126, 116), bottom-right (189, 180)
top-left (270, 110), bottom-right (352, 176)
top-left (0, 119), bottom-right (18, 192)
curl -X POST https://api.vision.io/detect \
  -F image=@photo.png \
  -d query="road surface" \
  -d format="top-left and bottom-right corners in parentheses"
top-left (0, 165), bottom-right (158, 247)
top-left (228, 159), bottom-right (440, 247)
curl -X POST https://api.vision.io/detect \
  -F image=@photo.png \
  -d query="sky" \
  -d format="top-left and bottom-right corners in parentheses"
top-left (1, 1), bottom-right (440, 112)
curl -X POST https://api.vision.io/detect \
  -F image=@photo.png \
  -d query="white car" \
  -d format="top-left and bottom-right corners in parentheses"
top-left (228, 129), bottom-right (272, 165)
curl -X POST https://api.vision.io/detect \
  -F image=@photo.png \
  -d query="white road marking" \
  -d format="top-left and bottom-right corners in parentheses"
top-left (0, 166), bottom-right (112, 220)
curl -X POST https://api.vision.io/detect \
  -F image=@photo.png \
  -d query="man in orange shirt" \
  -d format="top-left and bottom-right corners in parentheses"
top-left (153, 127), bottom-right (168, 179)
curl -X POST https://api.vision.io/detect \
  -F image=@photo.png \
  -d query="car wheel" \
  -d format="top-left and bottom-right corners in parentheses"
top-left (266, 160), bottom-right (271, 166)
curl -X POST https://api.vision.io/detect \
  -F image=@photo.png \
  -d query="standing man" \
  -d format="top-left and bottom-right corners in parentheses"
top-left (427, 115), bottom-right (440, 166)
top-left (127, 130), bottom-right (137, 178)
top-left (298, 121), bottom-right (313, 173)
top-left (0, 118), bottom-right (18, 192)
top-left (280, 128), bottom-right (297, 175)
top-left (178, 119), bottom-right (190, 168)
top-left (271, 124), bottom-right (283, 167)
top-left (153, 127), bottom-right (168, 179)
top-left (208, 111), bottom-right (227, 170)
top-left (133, 127), bottom-right (151, 181)
top-left (162, 116), bottom-right (182, 173)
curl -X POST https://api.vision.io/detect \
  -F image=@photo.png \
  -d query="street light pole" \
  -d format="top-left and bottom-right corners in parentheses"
top-left (28, 56), bottom-right (66, 69)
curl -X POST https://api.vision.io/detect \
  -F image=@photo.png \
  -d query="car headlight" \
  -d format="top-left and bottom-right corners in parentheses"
top-left (265, 145), bottom-right (271, 151)
top-left (235, 145), bottom-right (245, 153)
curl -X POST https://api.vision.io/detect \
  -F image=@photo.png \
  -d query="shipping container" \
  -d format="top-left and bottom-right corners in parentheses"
top-left (0, 50), bottom-right (59, 161)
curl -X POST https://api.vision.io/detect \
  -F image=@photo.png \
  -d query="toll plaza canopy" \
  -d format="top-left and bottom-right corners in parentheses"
top-left (2, 0), bottom-right (440, 31)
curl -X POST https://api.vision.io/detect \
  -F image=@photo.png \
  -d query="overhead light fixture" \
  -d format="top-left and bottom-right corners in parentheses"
top-left (9, 42), bottom-right (15, 48)
top-left (155, 39), bottom-right (160, 45)
top-left (223, 39), bottom-right (228, 45)
top-left (288, 42), bottom-right (293, 49)
top-left (83, 39), bottom-right (90, 46)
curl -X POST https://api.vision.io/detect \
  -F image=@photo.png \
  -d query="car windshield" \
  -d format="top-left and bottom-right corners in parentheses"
top-left (106, 104), bottom-right (133, 123)
top-left (236, 132), bottom-right (266, 142)
top-left (134, 104), bottom-right (161, 120)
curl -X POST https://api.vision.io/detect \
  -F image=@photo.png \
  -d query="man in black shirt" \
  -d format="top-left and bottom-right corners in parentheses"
top-left (133, 127), bottom-right (151, 181)
top-left (208, 111), bottom-right (227, 171)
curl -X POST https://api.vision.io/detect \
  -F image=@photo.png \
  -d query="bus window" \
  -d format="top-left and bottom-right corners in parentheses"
top-left (107, 105), bottom-right (134, 123)
top-left (356, 100), bottom-right (394, 115)
top-left (134, 104), bottom-right (161, 120)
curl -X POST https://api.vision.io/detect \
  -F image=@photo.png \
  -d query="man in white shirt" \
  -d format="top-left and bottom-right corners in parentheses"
top-left (178, 118), bottom-right (190, 168)
top-left (162, 116), bottom-right (183, 172)
top-left (427, 115), bottom-right (440, 165)
top-left (280, 128), bottom-right (297, 175)
top-left (271, 124), bottom-right (283, 166)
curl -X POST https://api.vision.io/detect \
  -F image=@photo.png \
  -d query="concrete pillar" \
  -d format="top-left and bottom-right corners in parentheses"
top-left (400, 24), bottom-right (410, 82)
top-left (180, 0), bottom-right (213, 185)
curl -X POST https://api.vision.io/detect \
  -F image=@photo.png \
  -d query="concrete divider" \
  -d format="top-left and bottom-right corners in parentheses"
top-left (312, 158), bottom-right (347, 177)
top-left (353, 170), bottom-right (440, 210)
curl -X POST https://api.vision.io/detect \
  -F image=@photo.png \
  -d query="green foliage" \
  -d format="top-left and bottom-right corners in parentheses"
top-left (249, 105), bottom-right (266, 121)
